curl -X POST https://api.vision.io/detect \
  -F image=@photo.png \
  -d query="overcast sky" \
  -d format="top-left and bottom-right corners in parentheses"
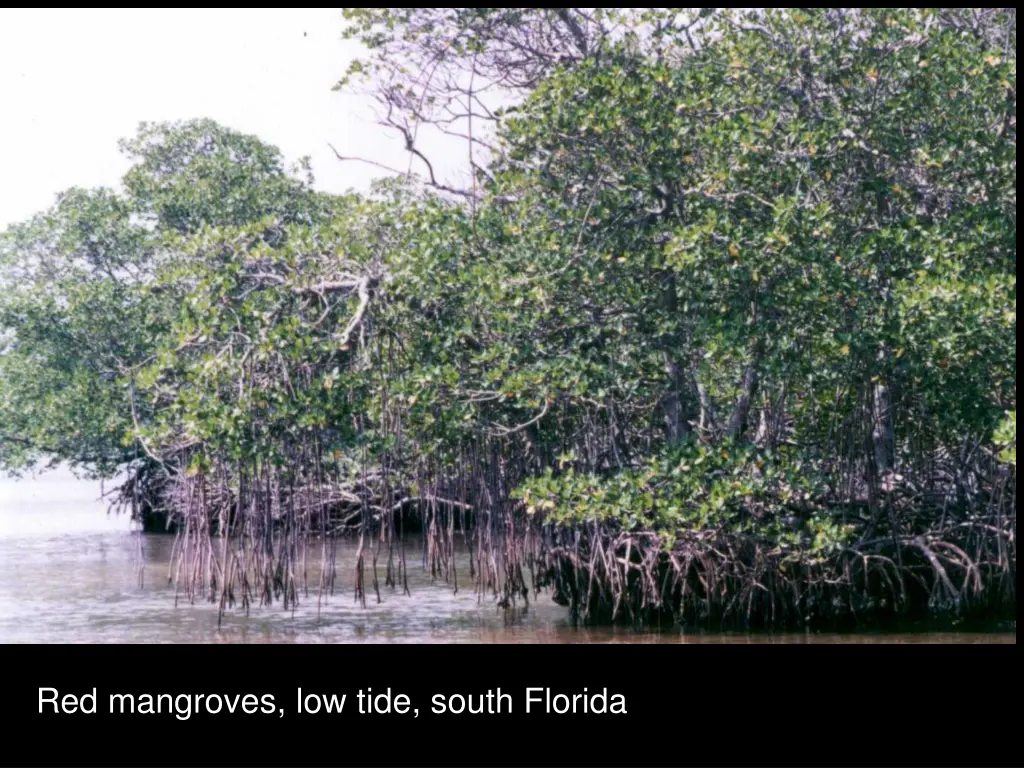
top-left (0, 8), bottom-right (459, 232)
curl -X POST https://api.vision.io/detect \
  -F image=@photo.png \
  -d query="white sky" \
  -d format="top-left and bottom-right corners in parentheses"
top-left (0, 8), bottom-right (462, 232)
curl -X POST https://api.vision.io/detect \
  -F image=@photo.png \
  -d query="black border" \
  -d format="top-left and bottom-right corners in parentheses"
top-left (1, 641), bottom-right (1016, 768)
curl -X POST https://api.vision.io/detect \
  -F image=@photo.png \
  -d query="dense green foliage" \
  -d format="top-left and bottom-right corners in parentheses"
top-left (1, 9), bottom-right (1015, 626)
top-left (995, 411), bottom-right (1016, 466)
top-left (0, 120), bottom-right (335, 474)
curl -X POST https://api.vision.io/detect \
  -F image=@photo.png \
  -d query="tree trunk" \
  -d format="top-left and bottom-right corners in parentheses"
top-left (725, 339), bottom-right (763, 440)
top-left (872, 348), bottom-right (895, 473)
top-left (659, 272), bottom-right (687, 444)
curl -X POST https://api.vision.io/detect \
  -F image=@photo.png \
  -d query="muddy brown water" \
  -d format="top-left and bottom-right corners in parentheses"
top-left (0, 469), bottom-right (1015, 644)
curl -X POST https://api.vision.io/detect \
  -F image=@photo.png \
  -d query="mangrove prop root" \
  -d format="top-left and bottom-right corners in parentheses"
top-left (109, 434), bottom-right (1015, 630)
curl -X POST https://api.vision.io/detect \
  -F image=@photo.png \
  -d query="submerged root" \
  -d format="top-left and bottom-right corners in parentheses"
top-left (534, 513), bottom-right (1016, 629)
top-left (128, 436), bottom-right (1014, 631)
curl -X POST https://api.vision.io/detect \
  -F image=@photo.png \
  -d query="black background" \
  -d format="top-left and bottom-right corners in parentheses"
top-left (0, 641), bottom-right (1015, 768)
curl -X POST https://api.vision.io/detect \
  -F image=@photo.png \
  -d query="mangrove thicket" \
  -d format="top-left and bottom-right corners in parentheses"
top-left (0, 8), bottom-right (1016, 629)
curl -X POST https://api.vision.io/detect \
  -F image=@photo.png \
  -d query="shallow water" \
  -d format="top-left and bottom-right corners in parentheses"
top-left (0, 469), bottom-right (1015, 644)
